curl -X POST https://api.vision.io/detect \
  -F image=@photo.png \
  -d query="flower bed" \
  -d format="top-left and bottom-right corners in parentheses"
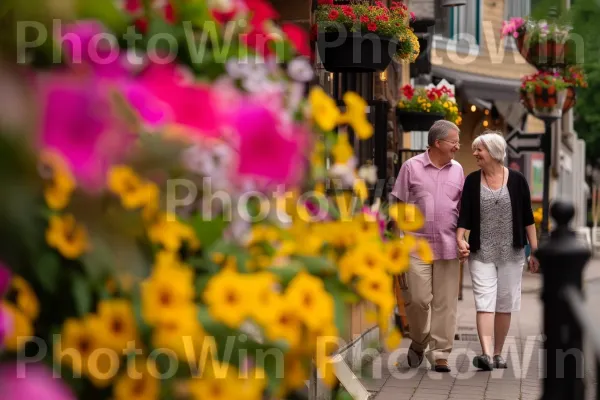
top-left (0, 1), bottom-right (431, 399)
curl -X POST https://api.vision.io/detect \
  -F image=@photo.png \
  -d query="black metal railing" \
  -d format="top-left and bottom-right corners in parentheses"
top-left (536, 201), bottom-right (600, 400)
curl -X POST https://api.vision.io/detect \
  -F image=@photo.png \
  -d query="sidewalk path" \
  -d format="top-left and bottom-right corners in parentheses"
top-left (357, 257), bottom-right (600, 400)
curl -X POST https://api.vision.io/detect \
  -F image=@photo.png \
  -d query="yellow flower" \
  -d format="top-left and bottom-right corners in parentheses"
top-left (309, 87), bottom-right (341, 132)
top-left (39, 150), bottom-right (76, 211)
top-left (331, 132), bottom-right (354, 164)
top-left (340, 92), bottom-right (373, 139)
top-left (114, 359), bottom-right (159, 400)
top-left (248, 272), bottom-right (279, 325)
top-left (338, 243), bottom-right (387, 283)
top-left (388, 203), bottom-right (424, 232)
top-left (353, 179), bottom-right (368, 202)
top-left (141, 254), bottom-right (195, 325)
top-left (385, 328), bottom-right (403, 350)
top-left (108, 165), bottom-right (159, 211)
top-left (11, 276), bottom-right (39, 321)
top-left (147, 213), bottom-right (200, 252)
top-left (55, 317), bottom-right (116, 388)
top-left (188, 362), bottom-right (266, 400)
top-left (1, 301), bottom-right (33, 351)
top-left (383, 236), bottom-right (416, 274)
top-left (352, 212), bottom-right (382, 242)
top-left (356, 269), bottom-right (393, 306)
top-left (93, 299), bottom-right (138, 352)
top-left (45, 214), bottom-right (89, 259)
top-left (281, 357), bottom-right (309, 393)
top-left (203, 269), bottom-right (249, 328)
top-left (265, 298), bottom-right (302, 348)
top-left (285, 271), bottom-right (334, 332)
top-left (415, 238), bottom-right (434, 263)
top-left (152, 304), bottom-right (204, 361)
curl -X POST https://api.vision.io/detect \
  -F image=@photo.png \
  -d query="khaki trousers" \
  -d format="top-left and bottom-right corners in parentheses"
top-left (402, 256), bottom-right (460, 361)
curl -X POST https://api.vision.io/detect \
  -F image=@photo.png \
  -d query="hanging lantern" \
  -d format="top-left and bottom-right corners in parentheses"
top-left (442, 0), bottom-right (467, 6)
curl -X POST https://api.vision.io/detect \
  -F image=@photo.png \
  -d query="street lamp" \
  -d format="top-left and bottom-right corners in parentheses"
top-left (442, 0), bottom-right (467, 6)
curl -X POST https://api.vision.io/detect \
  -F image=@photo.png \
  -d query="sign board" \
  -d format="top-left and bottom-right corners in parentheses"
top-left (505, 127), bottom-right (543, 156)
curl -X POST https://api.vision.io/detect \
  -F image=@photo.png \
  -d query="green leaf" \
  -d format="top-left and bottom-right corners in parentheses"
top-left (190, 214), bottom-right (228, 250)
top-left (71, 273), bottom-right (92, 316)
top-left (266, 263), bottom-right (302, 287)
top-left (76, 0), bottom-right (128, 35)
top-left (293, 255), bottom-right (337, 275)
top-left (34, 252), bottom-right (61, 293)
top-left (324, 278), bottom-right (349, 339)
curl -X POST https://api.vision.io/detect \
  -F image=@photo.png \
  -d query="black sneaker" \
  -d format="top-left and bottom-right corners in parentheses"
top-left (473, 354), bottom-right (493, 371)
top-left (407, 344), bottom-right (424, 368)
top-left (493, 355), bottom-right (508, 369)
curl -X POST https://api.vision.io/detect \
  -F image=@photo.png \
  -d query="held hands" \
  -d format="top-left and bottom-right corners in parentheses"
top-left (457, 239), bottom-right (470, 262)
top-left (528, 254), bottom-right (540, 273)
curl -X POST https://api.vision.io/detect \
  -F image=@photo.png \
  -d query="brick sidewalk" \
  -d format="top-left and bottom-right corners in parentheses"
top-left (361, 338), bottom-right (544, 400)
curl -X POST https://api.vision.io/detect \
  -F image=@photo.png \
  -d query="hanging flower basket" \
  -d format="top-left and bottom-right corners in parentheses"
top-left (396, 110), bottom-right (445, 131)
top-left (316, 31), bottom-right (395, 73)
top-left (313, 1), bottom-right (420, 73)
top-left (520, 67), bottom-right (586, 117)
top-left (501, 16), bottom-right (573, 68)
top-left (521, 86), bottom-right (575, 114)
top-left (520, 87), bottom-right (567, 119)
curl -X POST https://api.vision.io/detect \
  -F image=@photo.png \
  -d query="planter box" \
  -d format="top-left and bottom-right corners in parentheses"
top-left (317, 31), bottom-right (395, 73)
top-left (396, 109), bottom-right (445, 132)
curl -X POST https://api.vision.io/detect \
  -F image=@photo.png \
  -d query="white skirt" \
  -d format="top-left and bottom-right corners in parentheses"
top-left (468, 258), bottom-right (524, 313)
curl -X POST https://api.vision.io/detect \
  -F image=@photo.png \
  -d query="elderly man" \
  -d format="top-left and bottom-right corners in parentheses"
top-left (390, 120), bottom-right (465, 372)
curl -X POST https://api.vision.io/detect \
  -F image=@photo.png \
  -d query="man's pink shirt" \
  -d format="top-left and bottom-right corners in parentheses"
top-left (391, 151), bottom-right (464, 261)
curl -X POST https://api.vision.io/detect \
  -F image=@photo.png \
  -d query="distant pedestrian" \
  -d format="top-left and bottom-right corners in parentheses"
top-left (390, 120), bottom-right (464, 373)
top-left (456, 131), bottom-right (539, 371)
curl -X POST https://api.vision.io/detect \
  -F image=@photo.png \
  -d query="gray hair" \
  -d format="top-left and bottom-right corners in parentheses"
top-left (472, 130), bottom-right (507, 163)
top-left (428, 120), bottom-right (460, 147)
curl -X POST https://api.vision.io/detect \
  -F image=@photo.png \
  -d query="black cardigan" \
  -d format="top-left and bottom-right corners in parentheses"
top-left (457, 169), bottom-right (535, 252)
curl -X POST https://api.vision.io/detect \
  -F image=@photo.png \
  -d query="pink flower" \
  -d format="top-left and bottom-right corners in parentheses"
top-left (0, 363), bottom-right (75, 400)
top-left (0, 263), bottom-right (10, 296)
top-left (232, 104), bottom-right (306, 186)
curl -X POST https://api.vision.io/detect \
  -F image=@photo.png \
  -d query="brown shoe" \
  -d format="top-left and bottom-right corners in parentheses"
top-left (407, 344), bottom-right (424, 368)
top-left (434, 359), bottom-right (451, 373)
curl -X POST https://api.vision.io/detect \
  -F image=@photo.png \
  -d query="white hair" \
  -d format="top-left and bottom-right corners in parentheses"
top-left (472, 131), bottom-right (507, 163)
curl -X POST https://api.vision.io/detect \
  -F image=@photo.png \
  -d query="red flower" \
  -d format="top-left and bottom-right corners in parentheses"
top-left (402, 85), bottom-right (414, 99)
top-left (367, 22), bottom-right (378, 31)
top-left (123, 0), bottom-right (175, 33)
top-left (410, 11), bottom-right (416, 21)
top-left (376, 15), bottom-right (389, 22)
top-left (328, 9), bottom-right (340, 20)
top-left (282, 23), bottom-right (312, 58)
top-left (245, 0), bottom-right (278, 27)
top-left (360, 15), bottom-right (370, 23)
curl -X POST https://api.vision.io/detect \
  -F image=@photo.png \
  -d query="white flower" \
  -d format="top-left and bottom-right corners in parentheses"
top-left (358, 164), bottom-right (378, 184)
top-left (287, 58), bottom-right (314, 82)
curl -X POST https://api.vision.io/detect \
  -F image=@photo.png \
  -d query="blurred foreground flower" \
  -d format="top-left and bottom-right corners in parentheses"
top-left (0, 363), bottom-right (75, 400)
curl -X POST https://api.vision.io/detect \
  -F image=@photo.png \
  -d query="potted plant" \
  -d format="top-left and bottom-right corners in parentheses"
top-left (314, 0), bottom-right (420, 73)
top-left (396, 84), bottom-right (462, 131)
top-left (520, 71), bottom-right (569, 119)
top-left (501, 14), bottom-right (574, 68)
top-left (520, 69), bottom-right (584, 118)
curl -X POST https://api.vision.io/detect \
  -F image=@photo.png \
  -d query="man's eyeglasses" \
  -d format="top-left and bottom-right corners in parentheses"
top-left (438, 139), bottom-right (460, 147)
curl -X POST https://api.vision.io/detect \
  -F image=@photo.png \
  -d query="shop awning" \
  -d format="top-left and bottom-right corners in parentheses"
top-left (431, 65), bottom-right (522, 103)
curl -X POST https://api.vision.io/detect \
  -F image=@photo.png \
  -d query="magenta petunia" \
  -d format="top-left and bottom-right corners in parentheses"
top-left (0, 363), bottom-right (75, 400)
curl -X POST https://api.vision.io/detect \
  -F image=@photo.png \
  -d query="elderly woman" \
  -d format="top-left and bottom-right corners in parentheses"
top-left (456, 131), bottom-right (539, 371)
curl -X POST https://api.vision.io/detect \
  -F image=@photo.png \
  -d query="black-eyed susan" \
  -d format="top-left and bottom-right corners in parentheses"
top-left (203, 269), bottom-right (248, 328)
top-left (141, 255), bottom-right (195, 326)
top-left (39, 150), bottom-right (76, 211)
top-left (352, 212), bottom-right (382, 242)
top-left (308, 86), bottom-right (341, 132)
top-left (113, 358), bottom-right (159, 400)
top-left (383, 236), bottom-right (416, 274)
top-left (248, 272), bottom-right (279, 326)
top-left (1, 301), bottom-right (33, 352)
top-left (147, 213), bottom-right (200, 253)
top-left (388, 203), bottom-right (424, 232)
top-left (265, 299), bottom-right (302, 348)
top-left (55, 317), bottom-right (115, 388)
top-left (45, 214), bottom-right (89, 259)
top-left (285, 271), bottom-right (334, 332)
top-left (356, 269), bottom-right (392, 306)
top-left (11, 276), bottom-right (39, 321)
top-left (92, 299), bottom-right (138, 352)
top-left (108, 165), bottom-right (159, 211)
top-left (151, 304), bottom-right (204, 362)
top-left (188, 360), bottom-right (255, 400)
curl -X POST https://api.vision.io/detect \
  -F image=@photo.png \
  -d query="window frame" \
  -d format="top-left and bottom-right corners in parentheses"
top-left (433, 0), bottom-right (483, 55)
